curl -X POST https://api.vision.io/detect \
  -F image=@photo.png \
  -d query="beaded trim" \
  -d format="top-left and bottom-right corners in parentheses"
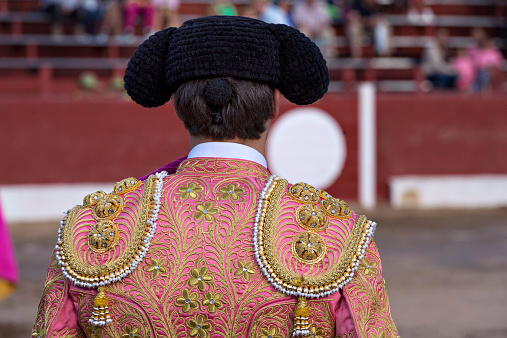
top-left (253, 175), bottom-right (377, 299)
top-left (55, 171), bottom-right (168, 289)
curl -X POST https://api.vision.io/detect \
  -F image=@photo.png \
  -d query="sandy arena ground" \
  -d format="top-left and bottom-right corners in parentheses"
top-left (1, 207), bottom-right (506, 338)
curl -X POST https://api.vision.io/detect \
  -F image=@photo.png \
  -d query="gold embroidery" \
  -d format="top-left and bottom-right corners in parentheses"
top-left (85, 326), bottom-right (104, 338)
top-left (291, 232), bottom-right (327, 264)
top-left (288, 182), bottom-right (319, 204)
top-left (260, 326), bottom-right (283, 338)
top-left (176, 158), bottom-right (270, 178)
top-left (87, 220), bottom-right (119, 253)
top-left (261, 178), bottom-right (369, 287)
top-left (202, 291), bottom-right (223, 313)
top-left (234, 260), bottom-right (256, 280)
top-left (295, 204), bottom-right (329, 231)
top-left (359, 257), bottom-right (377, 275)
top-left (121, 324), bottom-right (142, 338)
top-left (113, 177), bottom-right (141, 195)
top-left (93, 194), bottom-right (125, 220)
top-left (145, 257), bottom-right (167, 278)
top-left (187, 314), bottom-right (212, 337)
top-left (218, 183), bottom-right (246, 201)
top-left (343, 242), bottom-right (399, 338)
top-left (61, 175), bottom-right (155, 278)
top-left (320, 198), bottom-right (351, 219)
top-left (83, 191), bottom-right (106, 207)
top-left (32, 325), bottom-right (44, 338)
top-left (189, 266), bottom-right (213, 291)
top-left (176, 289), bottom-right (199, 312)
top-left (307, 325), bottom-right (325, 338)
top-left (194, 201), bottom-right (219, 222)
top-left (177, 182), bottom-right (204, 199)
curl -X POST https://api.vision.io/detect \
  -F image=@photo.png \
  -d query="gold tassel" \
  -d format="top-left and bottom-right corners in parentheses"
top-left (292, 296), bottom-right (310, 336)
top-left (89, 286), bottom-right (112, 326)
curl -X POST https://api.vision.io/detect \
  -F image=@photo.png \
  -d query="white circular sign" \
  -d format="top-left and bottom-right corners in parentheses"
top-left (267, 107), bottom-right (347, 189)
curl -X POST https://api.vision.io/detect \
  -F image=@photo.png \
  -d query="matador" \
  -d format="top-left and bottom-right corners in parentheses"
top-left (33, 16), bottom-right (399, 338)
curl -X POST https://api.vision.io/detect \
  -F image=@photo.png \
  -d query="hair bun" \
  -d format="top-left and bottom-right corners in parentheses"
top-left (203, 78), bottom-right (233, 108)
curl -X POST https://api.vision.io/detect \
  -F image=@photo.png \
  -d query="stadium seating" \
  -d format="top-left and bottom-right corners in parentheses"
top-left (0, 0), bottom-right (504, 95)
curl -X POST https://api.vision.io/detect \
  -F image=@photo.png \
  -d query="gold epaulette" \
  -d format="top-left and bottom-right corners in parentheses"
top-left (253, 175), bottom-right (376, 336)
top-left (54, 172), bottom-right (168, 326)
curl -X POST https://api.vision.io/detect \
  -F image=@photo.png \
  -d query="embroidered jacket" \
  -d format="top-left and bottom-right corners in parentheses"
top-left (33, 158), bottom-right (399, 338)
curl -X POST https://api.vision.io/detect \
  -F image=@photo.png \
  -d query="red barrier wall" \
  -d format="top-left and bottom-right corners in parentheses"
top-left (2, 93), bottom-right (506, 202)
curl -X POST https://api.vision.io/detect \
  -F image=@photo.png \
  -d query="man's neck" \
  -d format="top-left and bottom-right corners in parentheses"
top-left (188, 132), bottom-right (269, 158)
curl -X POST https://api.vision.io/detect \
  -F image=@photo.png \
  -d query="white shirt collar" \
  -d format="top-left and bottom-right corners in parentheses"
top-left (187, 142), bottom-right (268, 168)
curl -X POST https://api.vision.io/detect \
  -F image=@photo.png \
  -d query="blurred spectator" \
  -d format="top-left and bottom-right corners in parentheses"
top-left (40, 0), bottom-right (64, 35)
top-left (326, 0), bottom-right (344, 25)
top-left (422, 28), bottom-right (457, 90)
top-left (468, 28), bottom-right (504, 92)
top-left (406, 0), bottom-right (434, 25)
top-left (81, 0), bottom-right (105, 35)
top-left (293, 0), bottom-right (337, 58)
top-left (254, 0), bottom-right (293, 26)
top-left (153, 0), bottom-right (181, 30)
top-left (124, 0), bottom-right (155, 36)
top-left (452, 49), bottom-right (475, 91)
top-left (99, 0), bottom-right (123, 38)
top-left (347, 0), bottom-right (392, 57)
top-left (0, 195), bottom-right (18, 303)
top-left (208, 0), bottom-right (238, 16)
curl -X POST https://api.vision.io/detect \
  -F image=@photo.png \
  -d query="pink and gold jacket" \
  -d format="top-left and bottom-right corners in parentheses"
top-left (33, 158), bottom-right (399, 338)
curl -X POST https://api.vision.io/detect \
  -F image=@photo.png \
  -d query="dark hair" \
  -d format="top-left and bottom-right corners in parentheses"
top-left (172, 77), bottom-right (274, 140)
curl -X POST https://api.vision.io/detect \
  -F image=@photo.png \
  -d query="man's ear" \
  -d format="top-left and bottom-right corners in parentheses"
top-left (270, 89), bottom-right (280, 120)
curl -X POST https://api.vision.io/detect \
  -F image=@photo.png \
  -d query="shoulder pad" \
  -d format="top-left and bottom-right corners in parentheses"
top-left (54, 173), bottom-right (168, 288)
top-left (253, 175), bottom-right (376, 299)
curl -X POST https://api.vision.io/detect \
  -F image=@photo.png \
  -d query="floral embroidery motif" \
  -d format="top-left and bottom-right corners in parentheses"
top-left (291, 232), bottom-right (326, 264)
top-left (85, 326), bottom-right (104, 338)
top-left (145, 257), bottom-right (167, 278)
top-left (177, 182), bottom-right (204, 199)
top-left (288, 183), bottom-right (319, 204)
top-left (260, 326), bottom-right (283, 338)
top-left (113, 177), bottom-right (140, 195)
top-left (93, 194), bottom-right (124, 220)
top-left (87, 220), bottom-right (118, 253)
top-left (176, 289), bottom-right (199, 312)
top-left (359, 258), bottom-right (377, 275)
top-left (202, 291), bottom-right (223, 313)
top-left (189, 266), bottom-right (213, 291)
top-left (31, 325), bottom-right (44, 338)
top-left (194, 202), bottom-right (219, 222)
top-left (218, 183), bottom-right (245, 201)
top-left (307, 325), bottom-right (324, 338)
top-left (83, 190), bottom-right (106, 207)
top-left (121, 325), bottom-right (142, 338)
top-left (187, 314), bottom-right (212, 338)
top-left (295, 204), bottom-right (329, 231)
top-left (234, 260), bottom-right (256, 280)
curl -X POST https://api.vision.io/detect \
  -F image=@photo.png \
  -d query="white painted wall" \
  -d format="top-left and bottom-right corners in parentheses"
top-left (1, 183), bottom-right (115, 223)
top-left (390, 174), bottom-right (507, 209)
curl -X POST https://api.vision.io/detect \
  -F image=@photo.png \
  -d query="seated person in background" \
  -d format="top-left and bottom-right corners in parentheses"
top-left (452, 48), bottom-right (475, 91)
top-left (99, 0), bottom-right (123, 38)
top-left (293, 0), bottom-right (337, 58)
top-left (422, 28), bottom-right (457, 90)
top-left (347, 0), bottom-right (392, 57)
top-left (406, 0), bottom-right (434, 25)
top-left (40, 0), bottom-right (64, 35)
top-left (124, 0), bottom-right (154, 36)
top-left (256, 0), bottom-right (293, 27)
top-left (153, 0), bottom-right (181, 30)
top-left (468, 28), bottom-right (504, 92)
top-left (207, 0), bottom-right (238, 16)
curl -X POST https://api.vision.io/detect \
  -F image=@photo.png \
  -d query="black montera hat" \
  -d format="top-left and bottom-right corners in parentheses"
top-left (124, 16), bottom-right (329, 108)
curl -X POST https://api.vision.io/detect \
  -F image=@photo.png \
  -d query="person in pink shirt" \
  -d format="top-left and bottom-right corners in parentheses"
top-left (0, 193), bottom-right (18, 302)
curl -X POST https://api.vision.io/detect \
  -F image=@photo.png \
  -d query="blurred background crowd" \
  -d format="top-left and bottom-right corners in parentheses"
top-left (0, 0), bottom-right (505, 93)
